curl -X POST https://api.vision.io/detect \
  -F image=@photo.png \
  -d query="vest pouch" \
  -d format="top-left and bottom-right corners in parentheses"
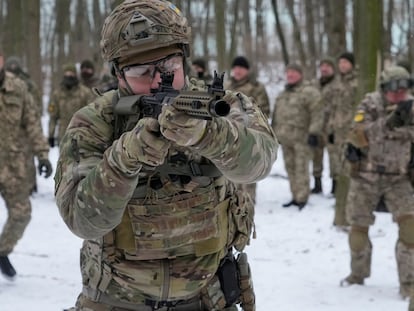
top-left (117, 184), bottom-right (224, 260)
top-left (227, 190), bottom-right (255, 251)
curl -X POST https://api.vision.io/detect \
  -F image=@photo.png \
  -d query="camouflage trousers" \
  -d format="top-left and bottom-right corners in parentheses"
top-left (70, 294), bottom-right (238, 311)
top-left (282, 143), bottom-right (311, 202)
top-left (345, 174), bottom-right (414, 288)
top-left (236, 183), bottom-right (256, 204)
top-left (0, 157), bottom-right (32, 255)
top-left (311, 144), bottom-right (324, 178)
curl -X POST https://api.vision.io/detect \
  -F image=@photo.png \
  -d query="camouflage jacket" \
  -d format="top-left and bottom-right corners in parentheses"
top-left (48, 83), bottom-right (93, 142)
top-left (327, 70), bottom-right (358, 142)
top-left (225, 75), bottom-right (270, 117)
top-left (54, 83), bottom-right (278, 302)
top-left (14, 72), bottom-right (43, 116)
top-left (348, 91), bottom-right (414, 178)
top-left (0, 72), bottom-right (49, 161)
top-left (271, 81), bottom-right (323, 146)
top-left (312, 75), bottom-right (341, 135)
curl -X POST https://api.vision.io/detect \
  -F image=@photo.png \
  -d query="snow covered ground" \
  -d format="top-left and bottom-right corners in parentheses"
top-left (0, 119), bottom-right (410, 311)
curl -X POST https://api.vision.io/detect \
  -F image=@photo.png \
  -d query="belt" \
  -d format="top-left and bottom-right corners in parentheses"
top-left (83, 286), bottom-right (205, 311)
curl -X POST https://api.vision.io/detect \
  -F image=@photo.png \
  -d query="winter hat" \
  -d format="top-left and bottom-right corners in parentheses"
top-left (231, 56), bottom-right (250, 69)
top-left (286, 63), bottom-right (303, 74)
top-left (62, 63), bottom-right (77, 74)
top-left (319, 57), bottom-right (335, 68)
top-left (338, 52), bottom-right (355, 66)
top-left (80, 59), bottom-right (95, 70)
top-left (192, 58), bottom-right (207, 71)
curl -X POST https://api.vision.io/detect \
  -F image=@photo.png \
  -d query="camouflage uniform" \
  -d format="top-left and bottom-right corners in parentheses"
top-left (0, 71), bottom-right (50, 256)
top-left (5, 57), bottom-right (44, 194)
top-left (48, 81), bottom-right (92, 144)
top-left (343, 67), bottom-right (414, 300)
top-left (225, 75), bottom-right (270, 203)
top-left (271, 81), bottom-right (323, 204)
top-left (55, 1), bottom-right (278, 310)
top-left (329, 70), bottom-right (358, 226)
top-left (311, 73), bottom-right (341, 189)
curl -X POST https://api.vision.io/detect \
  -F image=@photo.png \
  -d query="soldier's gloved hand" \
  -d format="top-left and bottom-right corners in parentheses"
top-left (328, 133), bottom-right (335, 144)
top-left (386, 100), bottom-right (413, 129)
top-left (48, 137), bottom-right (55, 148)
top-left (307, 134), bottom-right (319, 148)
top-left (345, 143), bottom-right (362, 163)
top-left (158, 105), bottom-right (207, 146)
top-left (38, 159), bottom-right (53, 178)
top-left (122, 118), bottom-right (170, 167)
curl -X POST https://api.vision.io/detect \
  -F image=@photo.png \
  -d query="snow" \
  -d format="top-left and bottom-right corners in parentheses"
top-left (0, 119), bottom-right (409, 311)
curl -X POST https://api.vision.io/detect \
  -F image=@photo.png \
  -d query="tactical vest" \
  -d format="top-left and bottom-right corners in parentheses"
top-left (106, 90), bottom-right (232, 260)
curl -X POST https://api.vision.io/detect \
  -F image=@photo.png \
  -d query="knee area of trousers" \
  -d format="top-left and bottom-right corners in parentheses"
top-left (349, 226), bottom-right (369, 252)
top-left (399, 216), bottom-right (414, 247)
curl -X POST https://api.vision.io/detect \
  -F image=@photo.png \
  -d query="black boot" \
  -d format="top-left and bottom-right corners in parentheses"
top-left (297, 202), bottom-right (307, 211)
top-left (0, 256), bottom-right (16, 279)
top-left (311, 177), bottom-right (322, 194)
top-left (282, 199), bottom-right (297, 208)
top-left (330, 179), bottom-right (336, 194)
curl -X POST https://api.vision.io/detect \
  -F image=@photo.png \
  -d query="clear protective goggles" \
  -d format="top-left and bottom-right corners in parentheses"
top-left (123, 54), bottom-right (183, 79)
top-left (381, 78), bottom-right (413, 92)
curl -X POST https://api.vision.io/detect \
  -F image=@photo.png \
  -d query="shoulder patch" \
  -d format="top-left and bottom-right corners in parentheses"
top-left (354, 110), bottom-right (365, 122)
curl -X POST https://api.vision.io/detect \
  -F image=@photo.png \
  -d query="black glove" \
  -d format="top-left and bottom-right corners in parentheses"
top-left (307, 134), bottom-right (319, 147)
top-left (38, 159), bottom-right (53, 178)
top-left (48, 137), bottom-right (55, 148)
top-left (328, 133), bottom-right (335, 144)
top-left (345, 143), bottom-right (362, 163)
top-left (386, 100), bottom-right (413, 129)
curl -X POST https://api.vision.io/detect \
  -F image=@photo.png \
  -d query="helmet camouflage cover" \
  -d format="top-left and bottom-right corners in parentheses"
top-left (100, 0), bottom-right (191, 68)
top-left (380, 65), bottom-right (412, 92)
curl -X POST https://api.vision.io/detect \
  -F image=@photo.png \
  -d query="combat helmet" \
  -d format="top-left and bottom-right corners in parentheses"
top-left (100, 0), bottom-right (191, 70)
top-left (379, 66), bottom-right (413, 92)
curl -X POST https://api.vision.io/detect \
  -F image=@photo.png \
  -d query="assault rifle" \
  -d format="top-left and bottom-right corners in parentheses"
top-left (114, 71), bottom-right (230, 121)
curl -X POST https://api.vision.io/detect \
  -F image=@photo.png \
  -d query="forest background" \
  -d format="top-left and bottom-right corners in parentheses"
top-left (0, 0), bottom-right (410, 104)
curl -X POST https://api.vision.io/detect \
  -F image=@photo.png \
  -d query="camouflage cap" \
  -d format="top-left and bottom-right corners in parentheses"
top-left (319, 57), bottom-right (335, 68)
top-left (62, 63), bottom-right (77, 74)
top-left (286, 63), bottom-right (303, 74)
top-left (100, 0), bottom-right (191, 67)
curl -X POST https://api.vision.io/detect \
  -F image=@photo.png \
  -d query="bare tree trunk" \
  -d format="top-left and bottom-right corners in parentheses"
top-left (92, 0), bottom-right (104, 69)
top-left (242, 0), bottom-right (253, 62)
top-left (407, 0), bottom-right (414, 69)
top-left (25, 0), bottom-right (42, 97)
top-left (383, 0), bottom-right (393, 60)
top-left (202, 0), bottom-right (211, 59)
top-left (354, 0), bottom-right (382, 102)
top-left (214, 0), bottom-right (226, 71)
top-left (305, 0), bottom-right (317, 77)
top-left (326, 0), bottom-right (346, 57)
top-left (4, 0), bottom-right (23, 57)
top-left (228, 0), bottom-right (241, 68)
top-left (255, 0), bottom-right (267, 69)
top-left (286, 0), bottom-right (306, 67)
top-left (71, 0), bottom-right (92, 61)
top-left (271, 0), bottom-right (289, 65)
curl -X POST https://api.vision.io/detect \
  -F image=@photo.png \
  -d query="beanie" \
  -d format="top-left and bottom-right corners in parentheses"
top-left (231, 56), bottom-right (250, 69)
top-left (192, 58), bottom-right (206, 71)
top-left (80, 59), bottom-right (94, 70)
top-left (62, 63), bottom-right (77, 74)
top-left (286, 63), bottom-right (303, 74)
top-left (338, 52), bottom-right (355, 66)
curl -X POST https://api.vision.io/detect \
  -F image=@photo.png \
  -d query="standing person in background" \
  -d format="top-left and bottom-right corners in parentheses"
top-left (341, 66), bottom-right (414, 311)
top-left (79, 59), bottom-right (101, 91)
top-left (330, 52), bottom-right (358, 229)
top-left (191, 58), bottom-right (213, 85)
top-left (0, 48), bottom-right (52, 280)
top-left (54, 1), bottom-right (278, 310)
top-left (226, 55), bottom-right (271, 205)
top-left (311, 57), bottom-right (341, 194)
top-left (48, 64), bottom-right (92, 148)
top-left (272, 63), bottom-right (323, 210)
top-left (5, 56), bottom-right (44, 194)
